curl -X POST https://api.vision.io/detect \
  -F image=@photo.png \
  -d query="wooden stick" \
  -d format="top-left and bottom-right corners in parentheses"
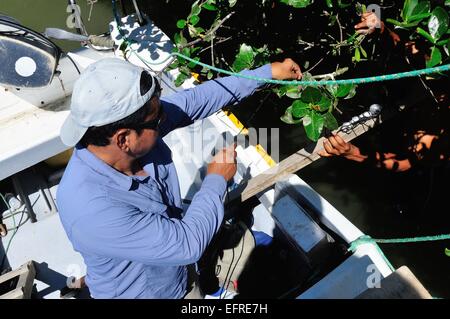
top-left (240, 118), bottom-right (379, 202)
top-left (356, 266), bottom-right (432, 299)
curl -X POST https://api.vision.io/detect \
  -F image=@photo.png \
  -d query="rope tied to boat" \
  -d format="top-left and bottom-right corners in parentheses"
top-left (348, 233), bottom-right (450, 272)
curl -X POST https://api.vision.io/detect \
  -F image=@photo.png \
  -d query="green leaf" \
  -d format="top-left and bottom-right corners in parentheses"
top-left (426, 46), bottom-right (442, 67)
top-left (229, 0), bottom-right (238, 7)
top-left (191, 46), bottom-right (201, 55)
top-left (436, 38), bottom-right (450, 46)
top-left (338, 0), bottom-right (354, 8)
top-left (301, 87), bottom-right (322, 104)
top-left (354, 47), bottom-right (361, 62)
top-left (291, 100), bottom-right (310, 118)
top-left (386, 18), bottom-right (420, 28)
top-left (356, 3), bottom-right (365, 15)
top-left (445, 248), bottom-right (450, 257)
top-left (286, 86), bottom-right (302, 99)
top-left (347, 32), bottom-right (358, 43)
top-left (275, 85), bottom-right (301, 98)
top-left (428, 7), bottom-right (449, 41)
top-left (360, 45), bottom-right (368, 58)
top-left (174, 32), bottom-right (187, 46)
top-left (254, 47), bottom-right (271, 67)
top-left (315, 95), bottom-right (332, 112)
top-left (279, 0), bottom-right (312, 9)
top-left (207, 71), bottom-right (214, 80)
top-left (385, 18), bottom-right (403, 27)
top-left (402, 0), bottom-right (419, 21)
top-left (202, 3), bottom-right (217, 11)
top-left (175, 52), bottom-right (186, 64)
top-left (182, 47), bottom-right (191, 57)
top-left (188, 57), bottom-right (200, 68)
top-left (408, 12), bottom-right (431, 23)
top-left (167, 59), bottom-right (179, 71)
top-left (176, 19), bottom-right (187, 29)
top-left (195, 27), bottom-right (206, 34)
top-left (273, 85), bottom-right (288, 98)
top-left (189, 15), bottom-right (200, 26)
top-left (281, 106), bottom-right (303, 125)
top-left (323, 112), bottom-right (339, 130)
top-left (417, 27), bottom-right (436, 43)
top-left (326, 85), bottom-right (338, 96)
top-left (191, 1), bottom-right (202, 16)
top-left (335, 84), bottom-right (355, 98)
top-left (174, 70), bottom-right (189, 87)
top-left (408, 1), bottom-right (431, 23)
top-left (232, 44), bottom-right (255, 72)
top-left (188, 24), bottom-right (199, 38)
top-left (303, 111), bottom-right (324, 142)
top-left (344, 86), bottom-right (358, 99)
top-left (301, 72), bottom-right (315, 82)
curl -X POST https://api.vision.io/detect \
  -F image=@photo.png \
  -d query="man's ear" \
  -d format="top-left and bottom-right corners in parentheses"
top-left (114, 129), bottom-right (131, 152)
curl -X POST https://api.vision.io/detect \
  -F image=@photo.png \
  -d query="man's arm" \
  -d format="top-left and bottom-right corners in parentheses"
top-left (70, 146), bottom-right (237, 265)
top-left (318, 134), bottom-right (412, 172)
top-left (159, 59), bottom-right (301, 136)
top-left (71, 174), bottom-right (227, 265)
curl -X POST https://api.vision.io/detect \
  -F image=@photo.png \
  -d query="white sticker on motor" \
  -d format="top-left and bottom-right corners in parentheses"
top-left (15, 56), bottom-right (37, 77)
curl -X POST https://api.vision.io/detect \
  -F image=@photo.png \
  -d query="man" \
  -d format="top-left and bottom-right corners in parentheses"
top-left (57, 57), bottom-right (301, 298)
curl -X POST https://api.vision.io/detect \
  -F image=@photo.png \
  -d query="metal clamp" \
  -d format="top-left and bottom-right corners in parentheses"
top-left (340, 104), bottom-right (382, 134)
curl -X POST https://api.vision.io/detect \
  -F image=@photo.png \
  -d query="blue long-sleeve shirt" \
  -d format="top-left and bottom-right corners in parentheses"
top-left (56, 64), bottom-right (272, 299)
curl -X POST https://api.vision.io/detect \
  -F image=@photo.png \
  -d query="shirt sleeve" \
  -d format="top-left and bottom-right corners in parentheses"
top-left (70, 174), bottom-right (227, 266)
top-left (158, 64), bottom-right (272, 136)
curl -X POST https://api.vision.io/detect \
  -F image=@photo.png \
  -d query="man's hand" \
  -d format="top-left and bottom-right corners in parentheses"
top-left (355, 12), bottom-right (384, 35)
top-left (318, 134), bottom-right (366, 162)
top-left (207, 144), bottom-right (237, 182)
top-left (355, 12), bottom-right (401, 45)
top-left (271, 58), bottom-right (302, 80)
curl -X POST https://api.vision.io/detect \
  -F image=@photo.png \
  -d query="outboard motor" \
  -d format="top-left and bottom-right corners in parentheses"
top-left (0, 15), bottom-right (61, 88)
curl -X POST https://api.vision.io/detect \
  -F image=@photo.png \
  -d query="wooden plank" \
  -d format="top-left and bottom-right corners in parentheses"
top-left (356, 266), bottom-right (432, 299)
top-left (0, 261), bottom-right (36, 299)
top-left (240, 118), bottom-right (378, 202)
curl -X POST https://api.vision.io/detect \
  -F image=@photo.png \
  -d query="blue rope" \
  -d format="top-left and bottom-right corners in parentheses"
top-left (169, 52), bottom-right (450, 86)
top-left (348, 234), bottom-right (450, 272)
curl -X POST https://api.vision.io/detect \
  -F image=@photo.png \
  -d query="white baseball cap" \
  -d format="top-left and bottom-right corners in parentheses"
top-left (60, 58), bottom-right (156, 146)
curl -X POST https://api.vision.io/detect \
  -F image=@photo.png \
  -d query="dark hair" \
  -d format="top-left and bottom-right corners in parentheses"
top-left (80, 71), bottom-right (156, 147)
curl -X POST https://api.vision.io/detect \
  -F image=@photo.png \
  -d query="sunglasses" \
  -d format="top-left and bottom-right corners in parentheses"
top-left (127, 75), bottom-right (164, 131)
top-left (132, 103), bottom-right (164, 131)
top-left (152, 78), bottom-right (162, 98)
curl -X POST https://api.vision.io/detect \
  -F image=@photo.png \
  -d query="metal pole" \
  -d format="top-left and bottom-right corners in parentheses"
top-left (67, 0), bottom-right (88, 36)
top-left (131, 0), bottom-right (145, 25)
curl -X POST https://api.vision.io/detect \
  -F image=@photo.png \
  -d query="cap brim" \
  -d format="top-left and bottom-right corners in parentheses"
top-left (60, 114), bottom-right (88, 147)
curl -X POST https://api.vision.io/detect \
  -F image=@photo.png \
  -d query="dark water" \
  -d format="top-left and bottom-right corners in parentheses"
top-left (1, 0), bottom-right (448, 298)
top-left (0, 0), bottom-right (113, 51)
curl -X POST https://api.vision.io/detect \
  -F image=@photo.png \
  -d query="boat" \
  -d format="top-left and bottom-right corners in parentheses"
top-left (0, 2), bottom-right (420, 299)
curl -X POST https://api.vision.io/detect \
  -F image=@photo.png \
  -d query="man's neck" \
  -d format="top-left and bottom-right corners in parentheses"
top-left (87, 145), bottom-right (145, 176)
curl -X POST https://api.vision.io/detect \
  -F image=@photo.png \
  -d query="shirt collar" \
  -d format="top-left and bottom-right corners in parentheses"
top-left (74, 144), bottom-right (135, 191)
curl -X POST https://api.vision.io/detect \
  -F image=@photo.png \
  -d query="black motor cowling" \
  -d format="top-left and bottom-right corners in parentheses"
top-left (0, 16), bottom-right (60, 88)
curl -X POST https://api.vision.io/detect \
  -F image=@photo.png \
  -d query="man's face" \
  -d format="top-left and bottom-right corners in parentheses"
top-left (127, 96), bottom-right (165, 158)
